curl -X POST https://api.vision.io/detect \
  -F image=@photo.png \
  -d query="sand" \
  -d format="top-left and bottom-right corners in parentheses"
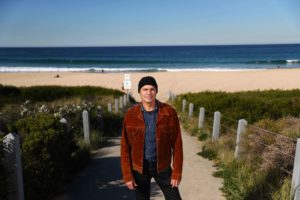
top-left (1, 69), bottom-right (300, 102)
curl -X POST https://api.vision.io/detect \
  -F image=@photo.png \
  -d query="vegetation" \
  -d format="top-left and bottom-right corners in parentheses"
top-left (173, 90), bottom-right (300, 200)
top-left (174, 90), bottom-right (300, 124)
top-left (0, 84), bottom-right (128, 106)
top-left (0, 134), bottom-right (9, 200)
top-left (0, 85), bottom-right (129, 200)
top-left (16, 114), bottom-right (77, 199)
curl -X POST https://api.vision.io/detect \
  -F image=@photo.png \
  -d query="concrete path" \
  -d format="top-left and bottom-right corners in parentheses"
top-left (179, 129), bottom-right (225, 200)
top-left (55, 127), bottom-right (225, 200)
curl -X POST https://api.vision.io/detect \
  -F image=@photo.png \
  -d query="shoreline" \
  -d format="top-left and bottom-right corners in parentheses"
top-left (0, 65), bottom-right (293, 73)
top-left (0, 68), bottom-right (286, 73)
top-left (1, 69), bottom-right (300, 102)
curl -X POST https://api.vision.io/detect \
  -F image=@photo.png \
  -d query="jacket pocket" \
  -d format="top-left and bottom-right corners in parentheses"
top-left (126, 126), bottom-right (143, 144)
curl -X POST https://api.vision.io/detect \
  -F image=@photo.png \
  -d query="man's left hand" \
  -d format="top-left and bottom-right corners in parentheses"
top-left (171, 179), bottom-right (180, 188)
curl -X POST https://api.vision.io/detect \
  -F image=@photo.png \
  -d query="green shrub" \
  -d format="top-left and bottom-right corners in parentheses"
top-left (0, 104), bottom-right (22, 134)
top-left (102, 112), bottom-right (123, 136)
top-left (0, 85), bottom-right (124, 104)
top-left (174, 90), bottom-right (300, 125)
top-left (69, 139), bottom-right (91, 175)
top-left (0, 134), bottom-right (9, 200)
top-left (90, 130), bottom-right (106, 149)
top-left (0, 85), bottom-right (128, 199)
top-left (15, 113), bottom-right (77, 200)
top-left (215, 160), bottom-right (283, 200)
top-left (198, 145), bottom-right (218, 160)
top-left (198, 129), bottom-right (208, 141)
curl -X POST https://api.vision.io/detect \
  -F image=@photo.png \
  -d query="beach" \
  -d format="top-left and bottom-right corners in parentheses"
top-left (1, 69), bottom-right (300, 102)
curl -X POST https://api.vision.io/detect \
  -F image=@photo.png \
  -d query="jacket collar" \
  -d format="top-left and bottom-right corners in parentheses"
top-left (140, 100), bottom-right (159, 113)
top-left (132, 100), bottom-right (169, 124)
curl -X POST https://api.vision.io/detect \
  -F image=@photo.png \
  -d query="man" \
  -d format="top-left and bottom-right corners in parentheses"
top-left (121, 76), bottom-right (183, 200)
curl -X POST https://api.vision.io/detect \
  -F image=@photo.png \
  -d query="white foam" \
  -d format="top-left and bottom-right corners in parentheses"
top-left (0, 67), bottom-right (85, 72)
top-left (0, 66), bottom-right (158, 72)
top-left (0, 66), bottom-right (268, 73)
top-left (286, 59), bottom-right (299, 63)
top-left (164, 68), bottom-right (265, 72)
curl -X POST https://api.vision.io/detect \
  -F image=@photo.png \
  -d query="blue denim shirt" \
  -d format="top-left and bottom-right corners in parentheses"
top-left (141, 102), bottom-right (158, 162)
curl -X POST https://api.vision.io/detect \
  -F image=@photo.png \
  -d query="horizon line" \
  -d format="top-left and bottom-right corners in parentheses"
top-left (0, 42), bottom-right (300, 48)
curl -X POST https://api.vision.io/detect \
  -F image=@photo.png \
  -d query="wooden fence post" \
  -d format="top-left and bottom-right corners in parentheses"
top-left (119, 96), bottom-right (123, 109)
top-left (212, 111), bottom-right (221, 142)
top-left (169, 91), bottom-right (172, 101)
top-left (114, 98), bottom-right (118, 113)
top-left (292, 138), bottom-right (300, 199)
top-left (3, 133), bottom-right (24, 200)
top-left (126, 93), bottom-right (130, 103)
top-left (82, 110), bottom-right (90, 146)
top-left (97, 106), bottom-right (104, 131)
top-left (171, 93), bottom-right (176, 101)
top-left (182, 99), bottom-right (186, 112)
top-left (169, 91), bottom-right (176, 101)
top-left (123, 94), bottom-right (127, 107)
top-left (108, 103), bottom-right (112, 113)
top-left (188, 103), bottom-right (194, 118)
top-left (234, 119), bottom-right (248, 160)
top-left (198, 107), bottom-right (205, 129)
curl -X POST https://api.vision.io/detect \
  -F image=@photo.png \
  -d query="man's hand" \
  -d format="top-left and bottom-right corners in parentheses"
top-left (171, 179), bottom-right (180, 188)
top-left (126, 180), bottom-right (137, 190)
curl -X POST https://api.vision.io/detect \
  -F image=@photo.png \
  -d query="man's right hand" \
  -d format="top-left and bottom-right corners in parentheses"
top-left (126, 180), bottom-right (137, 190)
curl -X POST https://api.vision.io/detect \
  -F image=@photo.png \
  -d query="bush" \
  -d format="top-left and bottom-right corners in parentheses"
top-left (198, 129), bottom-right (208, 141)
top-left (174, 90), bottom-right (300, 125)
top-left (102, 112), bottom-right (123, 136)
top-left (216, 160), bottom-right (283, 200)
top-left (0, 85), bottom-right (128, 199)
top-left (174, 90), bottom-right (300, 199)
top-left (15, 113), bottom-right (77, 200)
top-left (0, 85), bottom-right (124, 104)
top-left (90, 130), bottom-right (106, 149)
top-left (0, 134), bottom-right (9, 200)
top-left (68, 140), bottom-right (91, 175)
top-left (198, 145), bottom-right (218, 160)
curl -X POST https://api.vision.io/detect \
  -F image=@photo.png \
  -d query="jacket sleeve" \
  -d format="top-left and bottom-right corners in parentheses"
top-left (120, 115), bottom-right (134, 183)
top-left (171, 109), bottom-right (183, 181)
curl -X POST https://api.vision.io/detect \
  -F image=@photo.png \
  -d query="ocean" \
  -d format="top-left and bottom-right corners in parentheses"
top-left (0, 44), bottom-right (300, 72)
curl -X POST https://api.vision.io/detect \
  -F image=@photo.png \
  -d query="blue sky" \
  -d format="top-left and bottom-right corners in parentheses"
top-left (0, 0), bottom-right (299, 47)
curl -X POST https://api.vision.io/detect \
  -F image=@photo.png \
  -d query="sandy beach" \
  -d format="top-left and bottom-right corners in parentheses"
top-left (1, 69), bottom-right (300, 102)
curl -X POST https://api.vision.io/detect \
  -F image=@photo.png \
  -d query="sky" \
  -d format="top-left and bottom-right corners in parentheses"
top-left (0, 0), bottom-right (300, 47)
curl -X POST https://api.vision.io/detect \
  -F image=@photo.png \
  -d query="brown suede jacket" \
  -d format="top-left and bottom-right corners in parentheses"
top-left (121, 100), bottom-right (183, 183)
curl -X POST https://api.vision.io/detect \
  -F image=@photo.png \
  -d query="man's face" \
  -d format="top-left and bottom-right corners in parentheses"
top-left (139, 85), bottom-right (157, 103)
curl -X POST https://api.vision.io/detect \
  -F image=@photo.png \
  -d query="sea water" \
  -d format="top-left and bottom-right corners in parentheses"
top-left (0, 44), bottom-right (300, 72)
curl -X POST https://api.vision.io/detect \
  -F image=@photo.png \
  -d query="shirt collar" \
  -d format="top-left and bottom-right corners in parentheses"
top-left (141, 100), bottom-right (158, 112)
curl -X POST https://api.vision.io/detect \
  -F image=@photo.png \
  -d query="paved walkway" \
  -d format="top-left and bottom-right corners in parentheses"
top-left (55, 127), bottom-right (225, 200)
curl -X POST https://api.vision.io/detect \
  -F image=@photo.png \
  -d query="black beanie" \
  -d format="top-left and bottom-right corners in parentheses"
top-left (138, 76), bottom-right (158, 93)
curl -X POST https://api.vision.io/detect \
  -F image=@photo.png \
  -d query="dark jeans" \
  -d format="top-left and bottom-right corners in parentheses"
top-left (132, 160), bottom-right (182, 200)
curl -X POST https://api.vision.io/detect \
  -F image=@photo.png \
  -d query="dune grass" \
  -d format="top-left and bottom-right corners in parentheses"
top-left (173, 89), bottom-right (300, 200)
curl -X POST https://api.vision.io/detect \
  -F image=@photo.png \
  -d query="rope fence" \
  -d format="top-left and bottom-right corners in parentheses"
top-left (262, 157), bottom-right (293, 176)
top-left (256, 140), bottom-right (295, 159)
top-left (249, 124), bottom-right (297, 142)
top-left (180, 98), bottom-right (300, 199)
